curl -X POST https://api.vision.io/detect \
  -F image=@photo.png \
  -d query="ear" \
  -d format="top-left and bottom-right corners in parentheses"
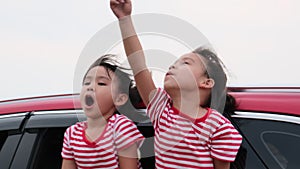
top-left (114, 93), bottom-right (129, 107)
top-left (199, 78), bottom-right (215, 89)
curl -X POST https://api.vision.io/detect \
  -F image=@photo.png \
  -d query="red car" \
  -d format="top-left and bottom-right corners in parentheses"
top-left (0, 87), bottom-right (300, 169)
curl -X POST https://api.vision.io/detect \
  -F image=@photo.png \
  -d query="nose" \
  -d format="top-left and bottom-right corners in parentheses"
top-left (169, 64), bottom-right (175, 70)
top-left (87, 83), bottom-right (94, 91)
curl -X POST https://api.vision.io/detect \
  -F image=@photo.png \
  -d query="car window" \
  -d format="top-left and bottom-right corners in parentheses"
top-left (262, 131), bottom-right (300, 169)
top-left (0, 115), bottom-right (25, 169)
top-left (0, 131), bottom-right (8, 151)
top-left (12, 111), bottom-right (79, 169)
top-left (1, 132), bottom-right (25, 169)
top-left (29, 128), bottom-right (67, 169)
top-left (0, 130), bottom-right (22, 169)
top-left (10, 130), bottom-right (38, 169)
top-left (231, 112), bottom-right (300, 169)
top-left (230, 140), bottom-right (267, 169)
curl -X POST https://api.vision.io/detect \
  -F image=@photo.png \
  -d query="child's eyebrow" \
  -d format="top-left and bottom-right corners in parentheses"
top-left (182, 57), bottom-right (195, 63)
top-left (84, 75), bottom-right (110, 80)
top-left (96, 76), bottom-right (111, 80)
top-left (83, 76), bottom-right (92, 81)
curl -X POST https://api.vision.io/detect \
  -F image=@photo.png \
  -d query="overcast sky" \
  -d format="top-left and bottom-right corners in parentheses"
top-left (1, 0), bottom-right (300, 101)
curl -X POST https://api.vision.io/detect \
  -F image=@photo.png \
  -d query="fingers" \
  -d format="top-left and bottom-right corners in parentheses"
top-left (120, 0), bottom-right (131, 3)
top-left (111, 0), bottom-right (131, 4)
top-left (110, 0), bottom-right (120, 5)
top-left (110, 0), bottom-right (127, 5)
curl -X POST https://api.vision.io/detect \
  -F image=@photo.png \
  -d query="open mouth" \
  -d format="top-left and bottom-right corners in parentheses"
top-left (165, 72), bottom-right (174, 78)
top-left (85, 95), bottom-right (94, 107)
top-left (166, 72), bottom-right (174, 76)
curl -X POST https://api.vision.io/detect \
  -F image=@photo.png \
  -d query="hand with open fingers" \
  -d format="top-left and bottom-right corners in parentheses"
top-left (110, 0), bottom-right (132, 19)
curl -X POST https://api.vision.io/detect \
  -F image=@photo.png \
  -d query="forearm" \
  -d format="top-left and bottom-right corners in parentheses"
top-left (119, 16), bottom-right (146, 76)
top-left (118, 16), bottom-right (156, 105)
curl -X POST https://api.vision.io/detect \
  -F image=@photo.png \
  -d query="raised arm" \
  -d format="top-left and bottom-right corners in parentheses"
top-left (110, 0), bottom-right (156, 105)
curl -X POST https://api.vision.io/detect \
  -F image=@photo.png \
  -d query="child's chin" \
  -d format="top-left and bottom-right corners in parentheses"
top-left (83, 104), bottom-right (94, 111)
top-left (164, 80), bottom-right (178, 88)
top-left (164, 79), bottom-right (173, 87)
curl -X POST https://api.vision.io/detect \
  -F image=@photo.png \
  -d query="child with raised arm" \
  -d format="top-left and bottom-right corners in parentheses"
top-left (110, 1), bottom-right (242, 169)
top-left (61, 54), bottom-right (144, 169)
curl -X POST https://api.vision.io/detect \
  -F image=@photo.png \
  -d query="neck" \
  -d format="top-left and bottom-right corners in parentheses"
top-left (86, 114), bottom-right (111, 129)
top-left (85, 115), bottom-right (112, 142)
top-left (170, 89), bottom-right (207, 119)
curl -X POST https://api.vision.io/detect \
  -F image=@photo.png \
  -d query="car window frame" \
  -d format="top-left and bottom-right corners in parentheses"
top-left (231, 111), bottom-right (300, 169)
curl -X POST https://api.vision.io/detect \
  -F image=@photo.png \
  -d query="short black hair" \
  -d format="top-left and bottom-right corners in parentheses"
top-left (83, 54), bottom-right (143, 120)
top-left (193, 47), bottom-right (236, 114)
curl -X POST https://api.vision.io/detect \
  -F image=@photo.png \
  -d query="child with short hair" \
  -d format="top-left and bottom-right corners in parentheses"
top-left (110, 0), bottom-right (243, 168)
top-left (61, 54), bottom-right (144, 169)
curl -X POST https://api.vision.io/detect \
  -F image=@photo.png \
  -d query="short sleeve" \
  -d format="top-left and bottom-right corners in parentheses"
top-left (114, 116), bottom-right (145, 151)
top-left (147, 88), bottom-right (171, 127)
top-left (61, 126), bottom-right (74, 160)
top-left (210, 122), bottom-right (243, 162)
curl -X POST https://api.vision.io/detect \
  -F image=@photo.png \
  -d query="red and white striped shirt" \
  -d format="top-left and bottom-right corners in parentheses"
top-left (148, 88), bottom-right (242, 169)
top-left (61, 114), bottom-right (144, 169)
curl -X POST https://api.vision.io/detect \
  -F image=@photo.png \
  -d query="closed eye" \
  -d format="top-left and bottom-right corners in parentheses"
top-left (183, 61), bottom-right (191, 65)
top-left (98, 83), bottom-right (106, 86)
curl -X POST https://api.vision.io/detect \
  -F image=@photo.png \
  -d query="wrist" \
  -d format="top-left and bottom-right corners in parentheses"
top-left (118, 15), bottom-right (132, 23)
top-left (118, 16), bottom-right (136, 39)
top-left (127, 51), bottom-right (147, 76)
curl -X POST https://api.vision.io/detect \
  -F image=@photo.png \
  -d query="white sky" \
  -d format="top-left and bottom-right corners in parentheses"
top-left (1, 0), bottom-right (300, 101)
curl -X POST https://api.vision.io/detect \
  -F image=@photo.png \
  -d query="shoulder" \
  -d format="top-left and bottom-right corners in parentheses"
top-left (157, 87), bottom-right (170, 98)
top-left (110, 114), bottom-right (131, 121)
top-left (151, 88), bottom-right (170, 100)
top-left (201, 109), bottom-right (235, 133)
top-left (209, 109), bottom-right (231, 125)
top-left (148, 87), bottom-right (172, 109)
top-left (65, 121), bottom-right (86, 134)
top-left (109, 114), bottom-right (135, 126)
top-left (109, 114), bottom-right (141, 136)
top-left (208, 109), bottom-right (241, 138)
